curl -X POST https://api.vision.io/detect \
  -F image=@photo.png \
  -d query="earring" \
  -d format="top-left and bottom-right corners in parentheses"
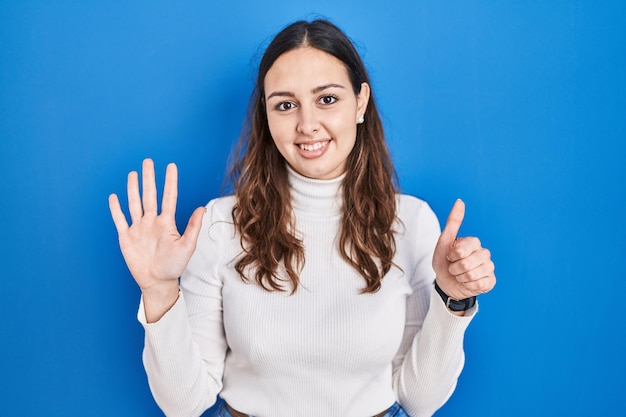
top-left (357, 114), bottom-right (365, 124)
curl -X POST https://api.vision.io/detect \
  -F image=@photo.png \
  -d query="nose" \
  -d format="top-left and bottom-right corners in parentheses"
top-left (296, 104), bottom-right (321, 136)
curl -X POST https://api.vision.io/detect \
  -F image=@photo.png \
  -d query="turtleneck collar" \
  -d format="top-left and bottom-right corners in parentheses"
top-left (287, 165), bottom-right (344, 218)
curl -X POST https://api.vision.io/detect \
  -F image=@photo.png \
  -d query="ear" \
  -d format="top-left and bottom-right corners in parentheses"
top-left (356, 82), bottom-right (371, 121)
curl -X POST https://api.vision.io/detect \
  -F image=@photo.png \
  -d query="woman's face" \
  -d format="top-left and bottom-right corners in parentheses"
top-left (264, 47), bottom-right (370, 180)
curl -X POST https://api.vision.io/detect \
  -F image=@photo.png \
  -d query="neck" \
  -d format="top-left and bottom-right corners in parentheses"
top-left (287, 165), bottom-right (344, 218)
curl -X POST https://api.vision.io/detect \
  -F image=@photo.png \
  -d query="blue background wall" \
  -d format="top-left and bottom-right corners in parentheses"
top-left (1, 1), bottom-right (624, 416)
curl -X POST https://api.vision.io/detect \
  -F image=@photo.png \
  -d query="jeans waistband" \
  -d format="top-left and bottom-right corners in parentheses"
top-left (218, 401), bottom-right (406, 417)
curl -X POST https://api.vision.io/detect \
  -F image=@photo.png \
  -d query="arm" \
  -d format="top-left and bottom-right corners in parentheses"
top-left (392, 199), bottom-right (494, 416)
top-left (139, 209), bottom-right (228, 416)
top-left (393, 284), bottom-right (475, 416)
top-left (109, 159), bottom-right (226, 417)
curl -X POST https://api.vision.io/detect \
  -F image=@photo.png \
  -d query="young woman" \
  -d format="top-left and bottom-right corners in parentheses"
top-left (109, 19), bottom-right (496, 417)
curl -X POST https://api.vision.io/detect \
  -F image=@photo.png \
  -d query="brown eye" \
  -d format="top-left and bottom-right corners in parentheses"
top-left (319, 95), bottom-right (338, 105)
top-left (276, 101), bottom-right (296, 111)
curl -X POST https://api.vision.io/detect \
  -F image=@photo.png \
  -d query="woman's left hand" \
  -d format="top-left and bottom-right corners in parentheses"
top-left (432, 200), bottom-right (496, 302)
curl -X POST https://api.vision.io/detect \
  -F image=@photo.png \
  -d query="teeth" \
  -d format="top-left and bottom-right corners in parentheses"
top-left (299, 141), bottom-right (328, 151)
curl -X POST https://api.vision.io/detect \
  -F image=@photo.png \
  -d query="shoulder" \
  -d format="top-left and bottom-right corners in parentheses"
top-left (396, 194), bottom-right (439, 228)
top-left (198, 195), bottom-right (238, 240)
top-left (394, 194), bottom-right (441, 248)
top-left (204, 195), bottom-right (237, 221)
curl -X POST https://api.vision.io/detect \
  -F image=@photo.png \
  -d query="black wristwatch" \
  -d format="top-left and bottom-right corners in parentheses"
top-left (434, 280), bottom-right (476, 312)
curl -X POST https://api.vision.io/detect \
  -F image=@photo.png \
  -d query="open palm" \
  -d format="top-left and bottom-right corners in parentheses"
top-left (108, 159), bottom-right (205, 298)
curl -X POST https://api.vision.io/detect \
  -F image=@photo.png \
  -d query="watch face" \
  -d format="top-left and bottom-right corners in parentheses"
top-left (434, 281), bottom-right (475, 311)
top-left (449, 297), bottom-right (476, 311)
top-left (449, 301), bottom-right (466, 311)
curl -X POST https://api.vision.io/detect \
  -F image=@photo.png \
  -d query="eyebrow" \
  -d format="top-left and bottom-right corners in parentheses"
top-left (266, 83), bottom-right (346, 101)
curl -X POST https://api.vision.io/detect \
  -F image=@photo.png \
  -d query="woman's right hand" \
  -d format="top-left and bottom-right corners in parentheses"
top-left (108, 158), bottom-right (205, 322)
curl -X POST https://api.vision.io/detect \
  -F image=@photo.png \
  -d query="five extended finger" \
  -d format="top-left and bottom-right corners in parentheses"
top-left (142, 158), bottom-right (158, 215)
top-left (108, 193), bottom-right (129, 233)
top-left (180, 206), bottom-right (206, 251)
top-left (127, 170), bottom-right (142, 223)
top-left (161, 163), bottom-right (178, 217)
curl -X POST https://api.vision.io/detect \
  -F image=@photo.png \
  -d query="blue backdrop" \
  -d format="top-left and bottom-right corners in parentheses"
top-left (1, 1), bottom-right (624, 416)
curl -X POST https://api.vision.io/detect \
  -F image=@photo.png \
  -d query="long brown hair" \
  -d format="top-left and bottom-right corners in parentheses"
top-left (229, 19), bottom-right (398, 294)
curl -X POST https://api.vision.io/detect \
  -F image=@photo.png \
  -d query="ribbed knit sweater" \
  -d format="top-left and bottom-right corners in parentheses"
top-left (138, 168), bottom-right (476, 417)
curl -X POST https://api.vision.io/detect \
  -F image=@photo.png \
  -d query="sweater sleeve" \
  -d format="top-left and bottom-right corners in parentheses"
top-left (137, 199), bottom-right (229, 417)
top-left (392, 199), bottom-right (477, 416)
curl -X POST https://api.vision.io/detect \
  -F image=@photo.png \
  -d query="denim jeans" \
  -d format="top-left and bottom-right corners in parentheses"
top-left (206, 398), bottom-right (410, 417)
top-left (382, 402), bottom-right (410, 417)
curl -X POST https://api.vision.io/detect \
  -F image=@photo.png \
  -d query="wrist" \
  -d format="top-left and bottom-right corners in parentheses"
top-left (433, 280), bottom-right (476, 313)
top-left (142, 283), bottom-right (180, 323)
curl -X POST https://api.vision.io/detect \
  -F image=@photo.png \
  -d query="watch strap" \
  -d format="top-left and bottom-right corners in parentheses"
top-left (434, 280), bottom-right (476, 312)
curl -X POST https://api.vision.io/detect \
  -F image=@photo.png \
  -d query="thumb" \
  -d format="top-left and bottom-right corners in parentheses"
top-left (438, 199), bottom-right (465, 249)
top-left (180, 206), bottom-right (206, 250)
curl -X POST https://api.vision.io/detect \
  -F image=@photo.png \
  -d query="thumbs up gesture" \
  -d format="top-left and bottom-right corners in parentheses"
top-left (432, 200), bottom-right (496, 302)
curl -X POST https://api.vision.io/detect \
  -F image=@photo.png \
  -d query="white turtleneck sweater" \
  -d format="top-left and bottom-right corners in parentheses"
top-left (138, 168), bottom-right (476, 417)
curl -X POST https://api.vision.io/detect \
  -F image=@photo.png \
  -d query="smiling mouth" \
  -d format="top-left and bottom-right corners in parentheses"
top-left (298, 140), bottom-right (330, 151)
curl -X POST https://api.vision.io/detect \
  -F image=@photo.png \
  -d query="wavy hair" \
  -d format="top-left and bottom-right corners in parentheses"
top-left (229, 19), bottom-right (398, 294)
